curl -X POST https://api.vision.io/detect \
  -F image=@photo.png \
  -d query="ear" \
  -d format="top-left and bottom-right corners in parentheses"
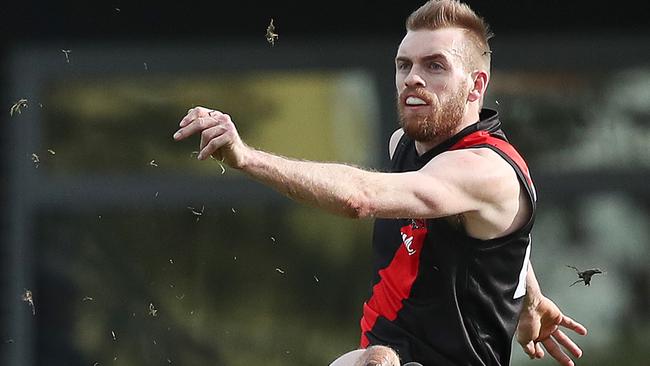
top-left (468, 70), bottom-right (489, 103)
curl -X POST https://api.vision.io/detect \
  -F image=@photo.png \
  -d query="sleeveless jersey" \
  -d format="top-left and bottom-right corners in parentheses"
top-left (359, 109), bottom-right (537, 365)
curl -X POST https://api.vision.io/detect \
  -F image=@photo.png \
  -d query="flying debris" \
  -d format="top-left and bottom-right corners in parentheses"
top-left (266, 18), bottom-right (279, 46)
top-left (21, 289), bottom-right (35, 315)
top-left (567, 265), bottom-right (603, 286)
top-left (148, 303), bottom-right (158, 317)
top-left (10, 99), bottom-right (28, 116)
top-left (188, 205), bottom-right (205, 222)
top-left (62, 49), bottom-right (72, 63)
top-left (31, 153), bottom-right (40, 168)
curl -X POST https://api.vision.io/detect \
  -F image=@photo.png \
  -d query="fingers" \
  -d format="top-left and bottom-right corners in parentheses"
top-left (522, 341), bottom-right (536, 359)
top-left (180, 106), bottom-right (218, 127)
top-left (199, 125), bottom-right (227, 152)
top-left (174, 117), bottom-right (215, 141)
top-left (174, 106), bottom-right (240, 163)
top-left (560, 315), bottom-right (588, 336)
top-left (197, 134), bottom-right (230, 160)
top-left (174, 107), bottom-right (225, 140)
top-left (552, 329), bottom-right (583, 359)
top-left (541, 337), bottom-right (574, 366)
top-left (534, 342), bottom-right (545, 359)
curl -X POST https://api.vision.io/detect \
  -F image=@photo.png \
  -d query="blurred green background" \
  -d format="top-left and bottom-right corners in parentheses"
top-left (2, 1), bottom-right (650, 366)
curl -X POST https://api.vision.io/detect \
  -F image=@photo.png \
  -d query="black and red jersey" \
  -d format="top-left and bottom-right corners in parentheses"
top-left (360, 109), bottom-right (537, 365)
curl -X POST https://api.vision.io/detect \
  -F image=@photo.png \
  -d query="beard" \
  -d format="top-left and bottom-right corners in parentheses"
top-left (397, 82), bottom-right (468, 143)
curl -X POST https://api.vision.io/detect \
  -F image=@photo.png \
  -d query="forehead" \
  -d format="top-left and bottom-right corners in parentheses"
top-left (397, 27), bottom-right (467, 61)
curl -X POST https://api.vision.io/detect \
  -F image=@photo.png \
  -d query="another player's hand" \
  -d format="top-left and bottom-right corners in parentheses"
top-left (516, 295), bottom-right (587, 366)
top-left (173, 106), bottom-right (250, 168)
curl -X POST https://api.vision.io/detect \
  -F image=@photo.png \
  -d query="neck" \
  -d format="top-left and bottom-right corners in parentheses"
top-left (414, 109), bottom-right (481, 155)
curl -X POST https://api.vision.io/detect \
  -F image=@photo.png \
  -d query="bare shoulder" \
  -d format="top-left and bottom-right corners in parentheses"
top-left (388, 128), bottom-right (405, 159)
top-left (423, 147), bottom-right (520, 202)
top-left (425, 147), bottom-right (527, 238)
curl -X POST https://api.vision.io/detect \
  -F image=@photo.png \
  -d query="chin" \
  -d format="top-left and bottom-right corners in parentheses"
top-left (402, 120), bottom-right (434, 142)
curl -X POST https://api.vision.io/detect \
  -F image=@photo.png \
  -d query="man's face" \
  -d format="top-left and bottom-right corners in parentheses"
top-left (395, 27), bottom-right (472, 142)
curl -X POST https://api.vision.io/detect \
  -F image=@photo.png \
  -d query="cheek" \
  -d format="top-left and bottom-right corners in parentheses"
top-left (395, 73), bottom-right (405, 90)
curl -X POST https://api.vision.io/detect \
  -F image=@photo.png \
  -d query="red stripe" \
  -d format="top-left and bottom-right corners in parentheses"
top-left (449, 131), bottom-right (533, 187)
top-left (360, 221), bottom-right (427, 347)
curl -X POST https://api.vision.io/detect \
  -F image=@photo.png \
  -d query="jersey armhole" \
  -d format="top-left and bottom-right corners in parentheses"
top-left (389, 129), bottom-right (405, 160)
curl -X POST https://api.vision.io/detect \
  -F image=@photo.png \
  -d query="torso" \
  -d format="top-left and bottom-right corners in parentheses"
top-left (361, 109), bottom-right (537, 366)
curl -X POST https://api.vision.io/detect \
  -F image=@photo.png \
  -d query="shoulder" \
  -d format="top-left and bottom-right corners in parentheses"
top-left (388, 128), bottom-right (405, 160)
top-left (423, 147), bottom-right (520, 202)
top-left (426, 147), bottom-right (529, 238)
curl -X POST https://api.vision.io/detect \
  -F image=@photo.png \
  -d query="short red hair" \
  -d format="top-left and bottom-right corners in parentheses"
top-left (406, 0), bottom-right (493, 72)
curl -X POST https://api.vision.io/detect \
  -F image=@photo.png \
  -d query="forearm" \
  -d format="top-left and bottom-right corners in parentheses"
top-left (240, 148), bottom-right (378, 218)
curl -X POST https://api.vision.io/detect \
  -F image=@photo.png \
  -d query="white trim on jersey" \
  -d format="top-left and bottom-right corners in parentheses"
top-left (513, 238), bottom-right (532, 299)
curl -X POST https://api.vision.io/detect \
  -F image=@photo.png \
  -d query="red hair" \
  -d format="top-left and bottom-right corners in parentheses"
top-left (406, 0), bottom-right (493, 71)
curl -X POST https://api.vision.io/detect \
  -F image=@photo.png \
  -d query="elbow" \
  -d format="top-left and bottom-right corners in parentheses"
top-left (344, 192), bottom-right (376, 219)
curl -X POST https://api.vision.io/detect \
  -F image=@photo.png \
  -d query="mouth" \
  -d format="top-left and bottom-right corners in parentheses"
top-left (401, 89), bottom-right (432, 109)
top-left (404, 96), bottom-right (428, 106)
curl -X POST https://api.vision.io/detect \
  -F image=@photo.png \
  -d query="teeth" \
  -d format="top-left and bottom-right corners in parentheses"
top-left (406, 96), bottom-right (427, 105)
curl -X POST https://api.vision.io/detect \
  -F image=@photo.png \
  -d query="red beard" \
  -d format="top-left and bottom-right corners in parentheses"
top-left (397, 83), bottom-right (467, 143)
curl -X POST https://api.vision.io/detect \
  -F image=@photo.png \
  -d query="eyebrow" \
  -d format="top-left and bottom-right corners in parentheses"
top-left (395, 52), bottom-right (451, 64)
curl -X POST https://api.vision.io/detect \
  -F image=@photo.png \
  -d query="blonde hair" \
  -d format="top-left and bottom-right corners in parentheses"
top-left (406, 0), bottom-right (493, 72)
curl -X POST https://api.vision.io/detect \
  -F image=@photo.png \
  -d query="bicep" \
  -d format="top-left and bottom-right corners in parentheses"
top-left (372, 151), bottom-right (498, 219)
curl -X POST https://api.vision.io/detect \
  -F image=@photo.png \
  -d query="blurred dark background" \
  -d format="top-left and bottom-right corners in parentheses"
top-left (2, 1), bottom-right (650, 365)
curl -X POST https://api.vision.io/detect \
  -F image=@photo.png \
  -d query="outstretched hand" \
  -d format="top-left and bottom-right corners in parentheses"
top-left (173, 106), bottom-right (250, 168)
top-left (516, 295), bottom-right (587, 366)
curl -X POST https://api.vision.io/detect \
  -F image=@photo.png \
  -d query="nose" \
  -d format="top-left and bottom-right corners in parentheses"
top-left (404, 69), bottom-right (426, 88)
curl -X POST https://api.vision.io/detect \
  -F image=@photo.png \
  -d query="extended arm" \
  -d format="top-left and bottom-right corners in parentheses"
top-left (173, 107), bottom-right (516, 224)
top-left (517, 262), bottom-right (588, 366)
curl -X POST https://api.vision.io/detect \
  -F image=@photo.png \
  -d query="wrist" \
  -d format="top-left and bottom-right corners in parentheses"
top-left (523, 289), bottom-right (542, 311)
top-left (234, 143), bottom-right (255, 170)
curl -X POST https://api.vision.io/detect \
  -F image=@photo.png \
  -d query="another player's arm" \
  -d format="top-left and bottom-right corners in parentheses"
top-left (174, 108), bottom-right (516, 223)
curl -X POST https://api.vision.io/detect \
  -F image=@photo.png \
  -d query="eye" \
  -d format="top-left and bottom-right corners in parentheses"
top-left (428, 62), bottom-right (444, 71)
top-left (396, 61), bottom-right (411, 71)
